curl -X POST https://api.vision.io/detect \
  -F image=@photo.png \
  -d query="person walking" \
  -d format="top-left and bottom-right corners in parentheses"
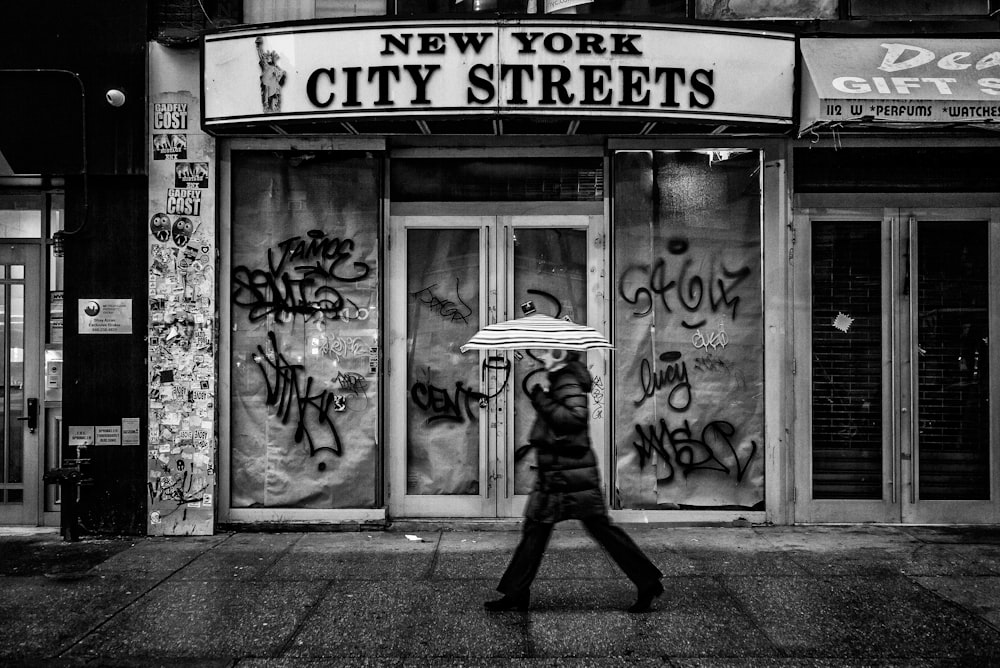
top-left (485, 348), bottom-right (664, 613)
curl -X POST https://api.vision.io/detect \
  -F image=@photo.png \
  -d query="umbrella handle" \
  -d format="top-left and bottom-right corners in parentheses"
top-left (521, 367), bottom-right (546, 395)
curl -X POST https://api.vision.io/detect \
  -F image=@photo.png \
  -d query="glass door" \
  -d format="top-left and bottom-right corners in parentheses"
top-left (388, 214), bottom-right (607, 518)
top-left (794, 208), bottom-right (1000, 524)
top-left (0, 244), bottom-right (42, 525)
top-left (900, 210), bottom-right (999, 523)
top-left (389, 218), bottom-right (494, 517)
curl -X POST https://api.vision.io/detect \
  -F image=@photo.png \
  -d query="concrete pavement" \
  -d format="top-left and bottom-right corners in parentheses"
top-left (2, 523), bottom-right (1000, 666)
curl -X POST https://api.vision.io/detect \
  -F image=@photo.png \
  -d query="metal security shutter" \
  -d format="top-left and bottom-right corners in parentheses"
top-left (811, 221), bottom-right (883, 499)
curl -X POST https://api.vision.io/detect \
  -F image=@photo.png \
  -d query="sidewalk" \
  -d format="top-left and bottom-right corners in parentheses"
top-left (2, 524), bottom-right (1000, 666)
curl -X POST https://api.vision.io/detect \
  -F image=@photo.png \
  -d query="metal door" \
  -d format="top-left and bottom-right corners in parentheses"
top-left (0, 244), bottom-right (42, 525)
top-left (898, 210), bottom-right (999, 523)
top-left (388, 214), bottom-right (607, 518)
top-left (794, 208), bottom-right (1000, 523)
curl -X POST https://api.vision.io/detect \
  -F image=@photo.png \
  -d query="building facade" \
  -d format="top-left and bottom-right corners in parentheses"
top-left (2, 1), bottom-right (999, 535)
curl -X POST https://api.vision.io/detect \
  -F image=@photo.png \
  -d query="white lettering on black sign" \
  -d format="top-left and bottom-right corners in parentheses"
top-left (153, 103), bottom-right (189, 130)
top-left (166, 188), bottom-right (203, 216)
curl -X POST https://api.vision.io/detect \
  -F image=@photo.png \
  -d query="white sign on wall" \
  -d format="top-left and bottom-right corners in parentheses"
top-left (203, 20), bottom-right (795, 128)
top-left (78, 299), bottom-right (133, 334)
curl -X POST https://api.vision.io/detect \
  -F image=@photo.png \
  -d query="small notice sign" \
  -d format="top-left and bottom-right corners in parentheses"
top-left (79, 299), bottom-right (133, 334)
top-left (68, 426), bottom-right (95, 447)
top-left (122, 418), bottom-right (141, 446)
top-left (96, 426), bottom-right (122, 446)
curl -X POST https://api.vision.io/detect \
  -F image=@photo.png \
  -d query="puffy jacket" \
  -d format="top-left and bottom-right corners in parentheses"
top-left (524, 354), bottom-right (607, 523)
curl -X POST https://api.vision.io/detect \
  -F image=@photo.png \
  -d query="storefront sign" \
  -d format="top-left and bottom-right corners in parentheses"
top-left (801, 38), bottom-right (1000, 131)
top-left (203, 20), bottom-right (794, 128)
top-left (79, 298), bottom-right (133, 334)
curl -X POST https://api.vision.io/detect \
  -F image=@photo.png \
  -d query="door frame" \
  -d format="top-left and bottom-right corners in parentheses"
top-left (217, 137), bottom-right (388, 526)
top-left (898, 208), bottom-right (1000, 524)
top-left (386, 204), bottom-right (608, 519)
top-left (0, 242), bottom-right (43, 525)
top-left (792, 206), bottom-right (1000, 524)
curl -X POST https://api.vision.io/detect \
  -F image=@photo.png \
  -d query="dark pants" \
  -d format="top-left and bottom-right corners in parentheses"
top-left (497, 515), bottom-right (663, 595)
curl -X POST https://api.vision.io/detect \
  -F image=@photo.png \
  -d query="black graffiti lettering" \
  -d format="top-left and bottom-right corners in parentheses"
top-left (334, 371), bottom-right (368, 395)
top-left (410, 377), bottom-right (482, 424)
top-left (632, 417), bottom-right (757, 484)
top-left (333, 371), bottom-right (370, 411)
top-left (634, 352), bottom-right (691, 410)
top-left (481, 355), bottom-right (512, 400)
top-left (591, 374), bottom-right (605, 420)
top-left (273, 230), bottom-right (371, 283)
top-left (526, 288), bottom-right (562, 318)
top-left (147, 469), bottom-right (209, 506)
top-left (254, 331), bottom-right (343, 457)
top-left (233, 265), bottom-right (348, 322)
top-left (233, 230), bottom-right (370, 323)
top-left (412, 277), bottom-right (473, 324)
top-left (619, 256), bottom-right (751, 327)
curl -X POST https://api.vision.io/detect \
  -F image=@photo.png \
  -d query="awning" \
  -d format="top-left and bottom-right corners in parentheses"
top-left (800, 38), bottom-right (1000, 135)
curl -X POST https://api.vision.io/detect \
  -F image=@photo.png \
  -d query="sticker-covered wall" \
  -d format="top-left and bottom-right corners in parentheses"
top-left (147, 44), bottom-right (217, 535)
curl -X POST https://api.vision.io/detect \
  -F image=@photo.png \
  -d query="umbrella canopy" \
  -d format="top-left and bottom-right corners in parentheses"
top-left (461, 313), bottom-right (613, 352)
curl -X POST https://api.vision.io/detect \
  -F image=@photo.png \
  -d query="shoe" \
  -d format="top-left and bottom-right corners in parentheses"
top-left (484, 591), bottom-right (530, 611)
top-left (628, 580), bottom-right (664, 613)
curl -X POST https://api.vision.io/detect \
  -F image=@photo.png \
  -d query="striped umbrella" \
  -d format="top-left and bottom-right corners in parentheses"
top-left (461, 313), bottom-right (613, 352)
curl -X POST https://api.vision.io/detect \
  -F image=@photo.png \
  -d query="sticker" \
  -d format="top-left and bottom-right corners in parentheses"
top-left (174, 162), bottom-right (209, 189)
top-left (153, 133), bottom-right (187, 161)
top-left (152, 103), bottom-right (188, 131)
top-left (166, 188), bottom-right (201, 216)
top-left (833, 312), bottom-right (855, 333)
top-left (150, 213), bottom-right (171, 242)
top-left (171, 217), bottom-right (194, 247)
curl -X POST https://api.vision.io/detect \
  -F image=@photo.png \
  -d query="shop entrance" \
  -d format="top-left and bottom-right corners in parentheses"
top-left (794, 208), bottom-right (1000, 523)
top-left (387, 213), bottom-right (608, 518)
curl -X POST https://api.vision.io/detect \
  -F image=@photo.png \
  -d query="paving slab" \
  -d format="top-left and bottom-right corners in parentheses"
top-left (173, 532), bottom-right (303, 581)
top-left (281, 579), bottom-right (426, 658)
top-left (0, 575), bottom-right (158, 661)
top-left (435, 531), bottom-right (620, 581)
top-left (670, 660), bottom-right (968, 667)
top-left (89, 534), bottom-right (228, 578)
top-left (724, 574), bottom-right (1000, 661)
top-left (900, 526), bottom-right (1000, 545)
top-left (915, 575), bottom-right (1000, 629)
top-left (0, 534), bottom-right (133, 577)
top-left (521, 577), bottom-right (779, 659)
top-left (65, 579), bottom-right (327, 662)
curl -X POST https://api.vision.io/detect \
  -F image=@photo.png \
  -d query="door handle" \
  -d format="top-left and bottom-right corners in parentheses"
top-left (17, 397), bottom-right (38, 433)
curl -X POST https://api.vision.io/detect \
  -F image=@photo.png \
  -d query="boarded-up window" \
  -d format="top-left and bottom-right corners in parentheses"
top-left (613, 151), bottom-right (764, 510)
top-left (230, 151), bottom-right (380, 509)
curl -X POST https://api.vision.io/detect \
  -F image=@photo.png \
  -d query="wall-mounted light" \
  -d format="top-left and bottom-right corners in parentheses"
top-left (105, 88), bottom-right (126, 107)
